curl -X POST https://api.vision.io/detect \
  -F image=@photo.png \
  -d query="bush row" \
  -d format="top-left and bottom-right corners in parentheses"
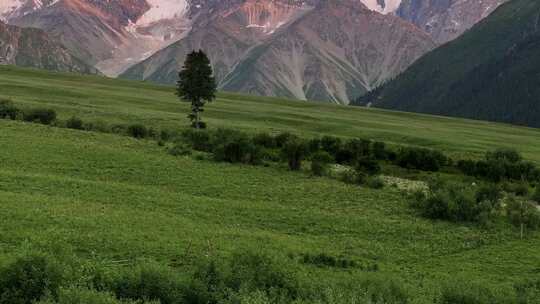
top-left (412, 181), bottom-right (540, 229)
top-left (0, 251), bottom-right (407, 304)
top-left (458, 148), bottom-right (540, 183)
top-left (0, 99), bottom-right (177, 141)
top-left (4, 251), bottom-right (540, 304)
top-left (411, 182), bottom-right (501, 224)
top-left (1, 99), bottom-right (57, 125)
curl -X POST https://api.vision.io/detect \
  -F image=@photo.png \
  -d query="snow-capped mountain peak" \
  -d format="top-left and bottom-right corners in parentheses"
top-left (135, 0), bottom-right (189, 27)
top-left (0, 0), bottom-right (59, 21)
top-left (0, 0), bottom-right (25, 20)
top-left (360, 0), bottom-right (402, 14)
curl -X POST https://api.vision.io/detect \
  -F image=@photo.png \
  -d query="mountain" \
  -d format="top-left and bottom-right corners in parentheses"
top-left (0, 0), bottom-right (506, 103)
top-left (0, 20), bottom-right (99, 73)
top-left (2, 0), bottom-right (192, 76)
top-left (121, 0), bottom-right (315, 85)
top-left (355, 0), bottom-right (540, 127)
top-left (396, 0), bottom-right (507, 43)
top-left (121, 0), bottom-right (435, 104)
top-left (220, 0), bottom-right (435, 103)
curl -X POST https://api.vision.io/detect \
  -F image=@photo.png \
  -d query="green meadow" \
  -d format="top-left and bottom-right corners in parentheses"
top-left (2, 65), bottom-right (540, 162)
top-left (1, 66), bottom-right (540, 302)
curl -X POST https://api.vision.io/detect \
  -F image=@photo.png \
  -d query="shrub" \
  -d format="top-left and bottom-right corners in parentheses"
top-left (458, 150), bottom-right (540, 183)
top-left (356, 157), bottom-right (381, 176)
top-left (0, 99), bottom-right (20, 120)
top-left (438, 281), bottom-right (513, 304)
top-left (168, 142), bottom-right (192, 157)
top-left (395, 147), bottom-right (447, 172)
top-left (282, 138), bottom-right (307, 171)
top-left (507, 197), bottom-right (540, 231)
top-left (182, 129), bottom-right (211, 151)
top-left (23, 108), bottom-right (57, 125)
top-left (373, 142), bottom-right (387, 160)
top-left (339, 169), bottom-right (366, 185)
top-left (310, 151), bottom-right (333, 176)
top-left (108, 262), bottom-right (184, 304)
top-left (274, 132), bottom-right (294, 148)
top-left (185, 260), bottom-right (226, 304)
top-left (252, 133), bottom-right (276, 149)
top-left (212, 130), bottom-right (261, 165)
top-left (307, 138), bottom-right (322, 155)
top-left (300, 253), bottom-right (357, 269)
top-left (84, 121), bottom-right (112, 133)
top-left (320, 136), bottom-right (342, 156)
top-left (0, 254), bottom-right (63, 304)
top-left (532, 187), bottom-right (540, 204)
top-left (147, 127), bottom-right (158, 139)
top-left (66, 117), bottom-right (84, 130)
top-left (160, 130), bottom-right (173, 142)
top-left (38, 287), bottom-right (137, 304)
top-left (215, 139), bottom-right (261, 165)
top-left (127, 124), bottom-right (148, 139)
top-left (227, 251), bottom-right (299, 300)
top-left (304, 276), bottom-right (408, 304)
top-left (412, 182), bottom-right (499, 223)
top-left (334, 139), bottom-right (367, 164)
top-left (475, 184), bottom-right (502, 204)
top-left (457, 160), bottom-right (477, 176)
top-left (486, 148), bottom-right (522, 163)
top-left (503, 182), bottom-right (530, 197)
top-left (514, 279), bottom-right (540, 304)
top-left (352, 275), bottom-right (409, 304)
top-left (210, 129), bottom-right (246, 148)
top-left (366, 176), bottom-right (385, 189)
top-left (334, 148), bottom-right (356, 165)
top-left (191, 121), bottom-right (207, 129)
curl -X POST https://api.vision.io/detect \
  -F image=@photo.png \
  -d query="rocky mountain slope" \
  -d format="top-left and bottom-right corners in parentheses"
top-left (0, 20), bottom-right (99, 74)
top-left (121, 0), bottom-right (435, 104)
top-left (121, 0), bottom-right (315, 85)
top-left (396, 0), bottom-right (507, 43)
top-left (355, 0), bottom-right (540, 127)
top-left (220, 0), bottom-right (434, 103)
top-left (2, 0), bottom-right (192, 76)
top-left (0, 0), bottom-right (507, 104)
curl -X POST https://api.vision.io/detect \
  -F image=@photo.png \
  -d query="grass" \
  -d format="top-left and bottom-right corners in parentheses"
top-left (1, 65), bottom-right (540, 301)
top-left (2, 65), bottom-right (540, 162)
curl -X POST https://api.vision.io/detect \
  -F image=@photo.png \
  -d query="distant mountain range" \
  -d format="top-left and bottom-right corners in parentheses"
top-left (0, 0), bottom-right (506, 104)
top-left (0, 20), bottom-right (98, 74)
top-left (121, 0), bottom-right (436, 103)
top-left (355, 0), bottom-right (540, 127)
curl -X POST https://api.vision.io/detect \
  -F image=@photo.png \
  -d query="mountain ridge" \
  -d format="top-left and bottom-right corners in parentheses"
top-left (121, 0), bottom-right (436, 104)
top-left (0, 20), bottom-right (99, 74)
top-left (0, 0), bottom-right (508, 104)
top-left (355, 0), bottom-right (540, 127)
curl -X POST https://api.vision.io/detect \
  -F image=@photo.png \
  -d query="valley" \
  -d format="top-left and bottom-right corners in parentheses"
top-left (1, 66), bottom-right (540, 303)
top-left (0, 1), bottom-right (540, 302)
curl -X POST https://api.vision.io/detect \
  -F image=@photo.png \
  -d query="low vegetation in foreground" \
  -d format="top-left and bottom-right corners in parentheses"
top-left (1, 66), bottom-right (540, 303)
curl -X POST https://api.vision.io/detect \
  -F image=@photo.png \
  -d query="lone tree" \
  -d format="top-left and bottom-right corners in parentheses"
top-left (176, 50), bottom-right (217, 129)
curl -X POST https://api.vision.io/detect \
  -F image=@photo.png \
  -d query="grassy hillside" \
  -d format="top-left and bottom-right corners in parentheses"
top-left (2, 120), bottom-right (540, 300)
top-left (356, 0), bottom-right (540, 127)
top-left (1, 65), bottom-right (540, 302)
top-left (2, 65), bottom-right (540, 163)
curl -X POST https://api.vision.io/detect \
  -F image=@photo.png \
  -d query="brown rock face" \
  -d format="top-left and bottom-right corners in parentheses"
top-left (0, 20), bottom-right (99, 73)
top-left (122, 0), bottom-right (435, 104)
top-left (6, 0), bottom-right (189, 75)
top-left (120, 0), bottom-right (314, 84)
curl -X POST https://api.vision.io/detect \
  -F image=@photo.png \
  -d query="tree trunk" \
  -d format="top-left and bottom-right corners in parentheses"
top-left (195, 109), bottom-right (200, 129)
